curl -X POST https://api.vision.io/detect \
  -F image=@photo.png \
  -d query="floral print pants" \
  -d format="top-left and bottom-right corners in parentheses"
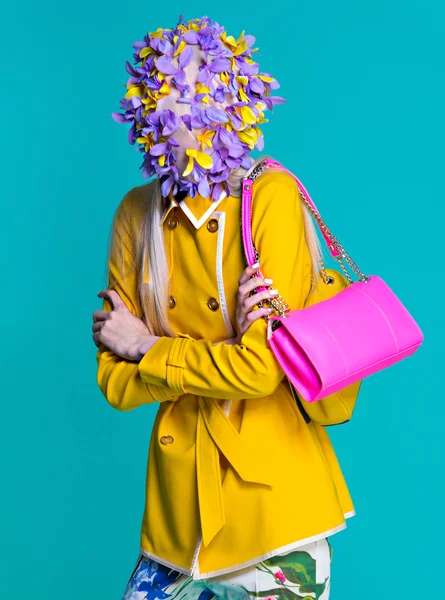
top-left (122, 537), bottom-right (333, 600)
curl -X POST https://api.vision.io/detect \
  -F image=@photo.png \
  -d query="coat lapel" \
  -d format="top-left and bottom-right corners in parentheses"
top-left (160, 189), bottom-right (228, 229)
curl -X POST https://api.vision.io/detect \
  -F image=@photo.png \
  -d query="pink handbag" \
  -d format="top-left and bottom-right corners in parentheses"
top-left (241, 158), bottom-right (424, 403)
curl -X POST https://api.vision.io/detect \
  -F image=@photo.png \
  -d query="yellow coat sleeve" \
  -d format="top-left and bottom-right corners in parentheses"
top-left (95, 192), bottom-right (183, 411)
top-left (290, 378), bottom-right (362, 426)
top-left (138, 171), bottom-right (313, 400)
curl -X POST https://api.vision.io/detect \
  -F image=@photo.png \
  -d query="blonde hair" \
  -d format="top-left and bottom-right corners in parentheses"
top-left (104, 154), bottom-right (325, 337)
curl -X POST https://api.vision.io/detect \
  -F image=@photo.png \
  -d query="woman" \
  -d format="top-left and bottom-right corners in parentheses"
top-left (92, 15), bottom-right (362, 599)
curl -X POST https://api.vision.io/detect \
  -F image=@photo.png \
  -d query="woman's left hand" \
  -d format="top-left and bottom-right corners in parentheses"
top-left (93, 289), bottom-right (159, 361)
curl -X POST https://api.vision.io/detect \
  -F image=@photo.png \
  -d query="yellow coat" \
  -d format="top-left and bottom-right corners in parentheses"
top-left (96, 167), bottom-right (362, 580)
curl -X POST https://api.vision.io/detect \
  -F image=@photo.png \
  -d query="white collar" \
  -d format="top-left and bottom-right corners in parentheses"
top-left (160, 190), bottom-right (228, 230)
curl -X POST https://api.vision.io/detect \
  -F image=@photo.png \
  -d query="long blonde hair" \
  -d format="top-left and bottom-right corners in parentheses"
top-left (105, 154), bottom-right (325, 337)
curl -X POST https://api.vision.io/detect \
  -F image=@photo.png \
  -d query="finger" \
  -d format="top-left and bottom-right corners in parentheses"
top-left (93, 309), bottom-right (111, 323)
top-left (239, 276), bottom-right (273, 297)
top-left (94, 335), bottom-right (108, 350)
top-left (239, 306), bottom-right (272, 334)
top-left (242, 289), bottom-right (278, 313)
top-left (92, 331), bottom-right (102, 348)
top-left (238, 262), bottom-right (261, 286)
top-left (246, 306), bottom-right (274, 323)
top-left (92, 321), bottom-right (105, 333)
top-left (97, 289), bottom-right (126, 311)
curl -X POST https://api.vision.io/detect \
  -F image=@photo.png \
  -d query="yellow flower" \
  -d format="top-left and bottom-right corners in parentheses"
top-left (253, 102), bottom-right (268, 125)
top-left (125, 84), bottom-right (143, 99)
top-left (258, 74), bottom-right (275, 83)
top-left (220, 72), bottom-right (230, 86)
top-left (238, 87), bottom-right (250, 103)
top-left (221, 30), bottom-right (247, 56)
top-left (173, 40), bottom-right (186, 56)
top-left (178, 20), bottom-right (200, 35)
top-left (157, 80), bottom-right (170, 98)
top-left (238, 105), bottom-right (258, 126)
top-left (182, 149), bottom-right (213, 177)
top-left (196, 83), bottom-right (211, 95)
top-left (233, 40), bottom-right (248, 56)
top-left (196, 130), bottom-right (215, 151)
top-left (237, 127), bottom-right (258, 149)
top-left (141, 91), bottom-right (158, 112)
top-left (143, 73), bottom-right (171, 102)
top-left (139, 46), bottom-right (154, 59)
top-left (136, 134), bottom-right (154, 153)
top-left (221, 30), bottom-right (238, 50)
top-left (236, 75), bottom-right (248, 86)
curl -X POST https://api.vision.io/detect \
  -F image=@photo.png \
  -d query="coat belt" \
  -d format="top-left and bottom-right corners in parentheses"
top-left (196, 396), bottom-right (278, 548)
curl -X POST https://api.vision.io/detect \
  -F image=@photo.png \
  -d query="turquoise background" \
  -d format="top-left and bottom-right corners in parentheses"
top-left (1, 2), bottom-right (443, 598)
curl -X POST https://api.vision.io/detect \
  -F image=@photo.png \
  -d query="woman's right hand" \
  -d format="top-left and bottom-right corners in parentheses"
top-left (226, 263), bottom-right (279, 345)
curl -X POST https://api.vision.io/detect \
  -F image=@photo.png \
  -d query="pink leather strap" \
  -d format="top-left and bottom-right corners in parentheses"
top-left (241, 159), bottom-right (341, 284)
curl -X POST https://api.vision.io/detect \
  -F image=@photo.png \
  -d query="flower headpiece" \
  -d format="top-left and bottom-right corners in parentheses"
top-left (112, 15), bottom-right (286, 200)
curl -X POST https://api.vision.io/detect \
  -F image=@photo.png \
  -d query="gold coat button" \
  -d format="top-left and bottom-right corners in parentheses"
top-left (207, 219), bottom-right (219, 232)
top-left (160, 435), bottom-right (174, 445)
top-left (207, 297), bottom-right (220, 311)
top-left (168, 295), bottom-right (176, 309)
top-left (167, 215), bottom-right (179, 230)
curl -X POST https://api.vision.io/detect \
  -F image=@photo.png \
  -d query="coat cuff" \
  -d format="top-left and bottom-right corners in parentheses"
top-left (138, 335), bottom-right (193, 395)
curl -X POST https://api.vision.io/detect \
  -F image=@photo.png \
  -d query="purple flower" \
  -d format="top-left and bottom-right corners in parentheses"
top-left (213, 85), bottom-right (227, 102)
top-left (262, 96), bottom-right (288, 112)
top-left (183, 30), bottom-right (200, 44)
top-left (203, 107), bottom-right (229, 124)
top-left (159, 110), bottom-right (181, 136)
top-left (155, 56), bottom-right (178, 75)
top-left (225, 106), bottom-right (243, 130)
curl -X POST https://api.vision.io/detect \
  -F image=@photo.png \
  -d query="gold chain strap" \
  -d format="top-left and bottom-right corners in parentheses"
top-left (252, 246), bottom-right (290, 319)
top-left (243, 160), bottom-right (370, 322)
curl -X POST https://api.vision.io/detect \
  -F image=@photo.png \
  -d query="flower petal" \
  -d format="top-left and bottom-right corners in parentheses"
top-left (155, 57), bottom-right (178, 75)
top-left (161, 175), bottom-right (174, 197)
top-left (270, 96), bottom-right (288, 105)
top-left (249, 77), bottom-right (265, 94)
top-left (228, 144), bottom-right (245, 158)
top-left (183, 30), bottom-right (199, 44)
top-left (194, 151), bottom-right (213, 170)
top-left (212, 182), bottom-right (226, 201)
top-left (209, 58), bottom-right (231, 73)
top-left (182, 155), bottom-right (195, 177)
top-left (226, 156), bottom-right (242, 169)
top-left (241, 154), bottom-right (254, 169)
top-left (111, 112), bottom-right (127, 124)
top-left (205, 108), bottom-right (229, 123)
top-left (150, 142), bottom-right (169, 156)
top-left (239, 106), bottom-right (258, 125)
top-left (182, 114), bottom-right (192, 130)
top-left (173, 70), bottom-right (187, 85)
top-left (198, 176), bottom-right (210, 197)
top-left (179, 45), bottom-right (194, 69)
top-left (255, 133), bottom-right (264, 151)
top-left (233, 40), bottom-right (248, 56)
